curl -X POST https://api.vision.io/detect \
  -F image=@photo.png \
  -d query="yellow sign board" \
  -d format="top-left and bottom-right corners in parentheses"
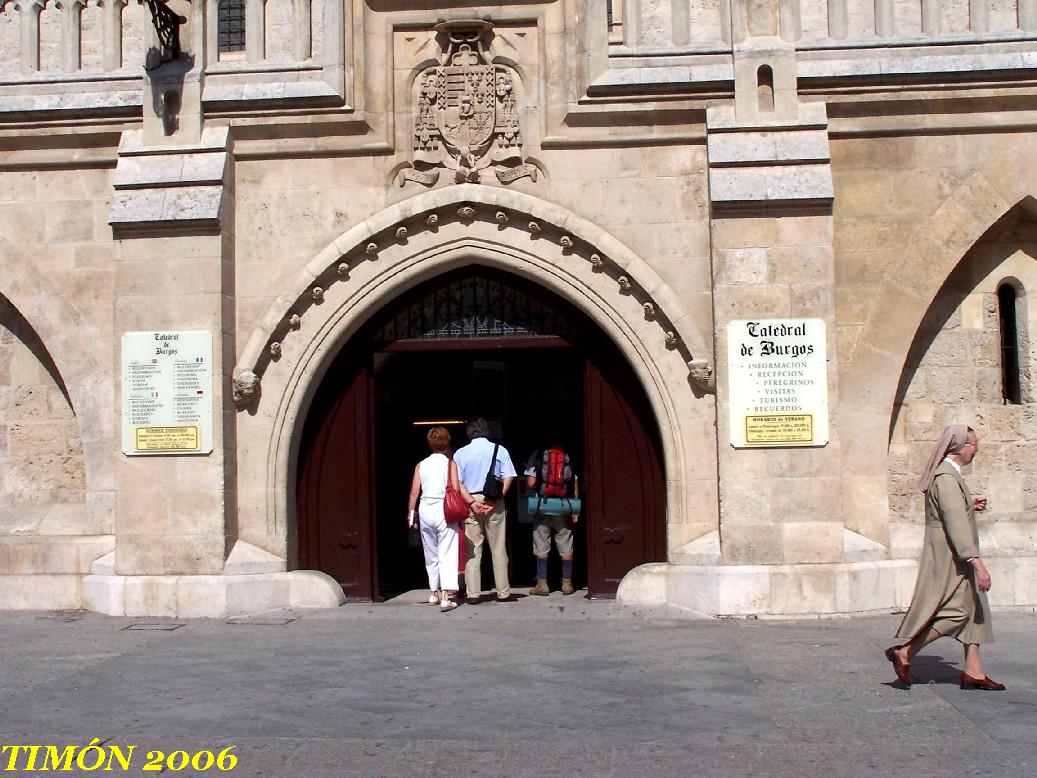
top-left (134, 426), bottom-right (200, 452)
top-left (744, 414), bottom-right (813, 445)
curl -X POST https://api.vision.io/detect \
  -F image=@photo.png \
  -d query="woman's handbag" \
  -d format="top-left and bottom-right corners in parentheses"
top-left (443, 460), bottom-right (470, 524)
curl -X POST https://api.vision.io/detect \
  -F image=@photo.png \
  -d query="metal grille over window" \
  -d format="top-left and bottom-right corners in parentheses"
top-left (372, 272), bottom-right (573, 345)
top-left (218, 0), bottom-right (246, 54)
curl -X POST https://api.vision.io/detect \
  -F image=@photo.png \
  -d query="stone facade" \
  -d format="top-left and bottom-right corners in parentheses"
top-left (0, 0), bottom-right (1035, 616)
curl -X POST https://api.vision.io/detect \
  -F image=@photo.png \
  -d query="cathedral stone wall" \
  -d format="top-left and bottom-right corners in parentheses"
top-left (0, 0), bottom-right (1035, 616)
top-left (0, 298), bottom-right (85, 524)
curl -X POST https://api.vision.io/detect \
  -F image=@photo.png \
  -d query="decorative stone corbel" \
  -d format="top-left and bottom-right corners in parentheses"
top-left (365, 242), bottom-right (378, 256)
top-left (664, 331), bottom-right (679, 349)
top-left (457, 205), bottom-right (476, 221)
top-left (288, 313), bottom-right (301, 329)
top-left (426, 213), bottom-right (439, 229)
top-left (687, 359), bottom-right (716, 393)
top-left (617, 276), bottom-right (631, 292)
top-left (232, 370), bottom-right (260, 405)
top-left (643, 302), bottom-right (656, 319)
top-left (560, 235), bottom-right (574, 251)
top-left (395, 226), bottom-right (408, 241)
top-left (337, 262), bottom-right (350, 277)
top-left (269, 341), bottom-right (282, 358)
top-left (589, 253), bottom-right (604, 269)
top-left (528, 221), bottom-right (542, 235)
top-left (495, 211), bottom-right (509, 225)
top-left (311, 287), bottom-right (324, 302)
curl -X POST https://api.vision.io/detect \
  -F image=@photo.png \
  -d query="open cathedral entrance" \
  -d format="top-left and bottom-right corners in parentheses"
top-left (296, 267), bottom-right (665, 601)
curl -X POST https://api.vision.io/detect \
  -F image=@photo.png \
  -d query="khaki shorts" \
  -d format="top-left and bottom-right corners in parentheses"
top-left (532, 515), bottom-right (574, 557)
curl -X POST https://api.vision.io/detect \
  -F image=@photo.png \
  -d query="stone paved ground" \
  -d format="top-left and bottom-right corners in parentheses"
top-left (1, 599), bottom-right (1034, 777)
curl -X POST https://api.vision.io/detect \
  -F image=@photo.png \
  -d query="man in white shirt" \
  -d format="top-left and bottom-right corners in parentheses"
top-left (453, 417), bottom-right (517, 603)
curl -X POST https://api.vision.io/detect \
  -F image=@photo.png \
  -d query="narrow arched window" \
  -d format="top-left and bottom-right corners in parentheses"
top-left (218, 0), bottom-right (246, 55)
top-left (757, 65), bottom-right (775, 113)
top-left (998, 282), bottom-right (1022, 405)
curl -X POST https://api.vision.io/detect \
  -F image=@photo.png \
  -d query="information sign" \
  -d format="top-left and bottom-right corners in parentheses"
top-left (727, 319), bottom-right (828, 448)
top-left (121, 330), bottom-right (214, 455)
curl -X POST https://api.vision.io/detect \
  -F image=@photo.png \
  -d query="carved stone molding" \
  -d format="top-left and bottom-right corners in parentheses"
top-left (232, 370), bottom-right (260, 404)
top-left (238, 193), bottom-right (702, 392)
top-left (687, 359), bottom-right (716, 393)
top-left (399, 20), bottom-right (537, 188)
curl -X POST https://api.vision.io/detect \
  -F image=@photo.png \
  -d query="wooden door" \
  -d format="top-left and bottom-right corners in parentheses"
top-left (296, 355), bottom-right (376, 600)
top-left (584, 355), bottom-right (666, 597)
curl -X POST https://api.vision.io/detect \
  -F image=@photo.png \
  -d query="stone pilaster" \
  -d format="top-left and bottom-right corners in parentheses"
top-left (707, 13), bottom-right (847, 567)
top-left (107, 125), bottom-right (236, 577)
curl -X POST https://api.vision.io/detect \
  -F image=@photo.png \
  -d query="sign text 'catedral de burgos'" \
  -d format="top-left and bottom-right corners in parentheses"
top-left (727, 319), bottom-right (828, 448)
top-left (121, 330), bottom-right (214, 455)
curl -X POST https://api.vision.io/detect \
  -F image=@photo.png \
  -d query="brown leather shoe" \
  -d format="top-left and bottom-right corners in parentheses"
top-left (960, 673), bottom-right (1006, 691)
top-left (885, 645), bottom-right (911, 686)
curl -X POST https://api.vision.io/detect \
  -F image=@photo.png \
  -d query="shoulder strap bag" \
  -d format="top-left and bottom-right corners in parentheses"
top-left (481, 442), bottom-right (504, 500)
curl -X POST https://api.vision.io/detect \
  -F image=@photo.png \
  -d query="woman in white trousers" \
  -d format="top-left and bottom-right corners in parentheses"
top-left (407, 426), bottom-right (473, 612)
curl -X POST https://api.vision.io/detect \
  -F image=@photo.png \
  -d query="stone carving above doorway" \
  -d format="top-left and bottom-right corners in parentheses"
top-left (397, 21), bottom-right (539, 188)
top-left (240, 200), bottom-right (708, 398)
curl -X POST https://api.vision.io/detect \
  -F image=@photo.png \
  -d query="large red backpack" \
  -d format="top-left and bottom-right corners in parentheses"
top-left (538, 448), bottom-right (572, 497)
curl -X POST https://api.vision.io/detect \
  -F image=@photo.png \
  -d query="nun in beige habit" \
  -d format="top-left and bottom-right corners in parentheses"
top-left (885, 424), bottom-right (1004, 690)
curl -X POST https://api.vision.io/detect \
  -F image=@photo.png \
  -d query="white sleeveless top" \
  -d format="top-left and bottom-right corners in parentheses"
top-left (418, 453), bottom-right (449, 505)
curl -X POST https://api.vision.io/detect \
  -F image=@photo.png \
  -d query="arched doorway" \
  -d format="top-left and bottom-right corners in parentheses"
top-left (295, 266), bottom-right (665, 600)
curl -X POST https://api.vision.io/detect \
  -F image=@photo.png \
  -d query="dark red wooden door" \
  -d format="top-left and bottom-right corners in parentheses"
top-left (583, 355), bottom-right (666, 597)
top-left (296, 356), bottom-right (375, 600)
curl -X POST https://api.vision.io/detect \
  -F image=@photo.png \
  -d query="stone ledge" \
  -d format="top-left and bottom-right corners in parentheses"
top-left (82, 570), bottom-right (345, 617)
top-left (618, 557), bottom-right (1037, 617)
top-left (0, 574), bottom-right (82, 610)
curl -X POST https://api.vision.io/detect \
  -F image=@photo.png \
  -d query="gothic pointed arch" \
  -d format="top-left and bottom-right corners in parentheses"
top-left (231, 187), bottom-right (719, 566)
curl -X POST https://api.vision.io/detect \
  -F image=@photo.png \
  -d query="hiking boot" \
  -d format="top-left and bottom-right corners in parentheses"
top-left (529, 579), bottom-right (550, 596)
top-left (561, 578), bottom-right (575, 595)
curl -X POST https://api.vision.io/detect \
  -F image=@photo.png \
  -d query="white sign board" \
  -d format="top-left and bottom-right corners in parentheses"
top-left (121, 330), bottom-right (214, 455)
top-left (727, 319), bottom-right (828, 448)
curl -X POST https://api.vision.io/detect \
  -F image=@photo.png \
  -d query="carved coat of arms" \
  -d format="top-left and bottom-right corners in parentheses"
top-left (400, 22), bottom-right (537, 187)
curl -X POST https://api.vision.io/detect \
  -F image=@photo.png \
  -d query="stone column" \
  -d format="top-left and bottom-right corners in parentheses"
top-left (827, 0), bottom-right (847, 39)
top-left (707, 24), bottom-right (845, 568)
top-left (102, 0), bottom-right (128, 71)
top-left (16, 0), bottom-right (44, 74)
top-left (970, 0), bottom-right (990, 34)
top-left (59, 0), bottom-right (84, 72)
top-left (245, 0), bottom-right (264, 63)
top-left (107, 127), bottom-right (236, 587)
top-left (104, 0), bottom-right (236, 596)
top-left (921, 0), bottom-right (940, 36)
top-left (292, 0), bottom-right (311, 60)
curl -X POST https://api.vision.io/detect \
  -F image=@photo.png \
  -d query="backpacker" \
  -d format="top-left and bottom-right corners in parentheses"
top-left (538, 448), bottom-right (573, 498)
